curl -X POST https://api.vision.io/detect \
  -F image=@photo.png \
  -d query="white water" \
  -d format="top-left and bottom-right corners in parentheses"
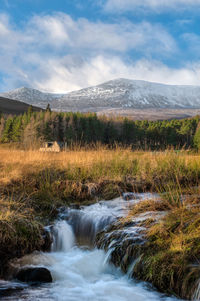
top-left (60, 193), bottom-right (157, 246)
top-left (51, 221), bottom-right (75, 252)
top-left (1, 194), bottom-right (181, 301)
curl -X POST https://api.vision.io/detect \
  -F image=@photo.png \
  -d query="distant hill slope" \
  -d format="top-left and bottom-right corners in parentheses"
top-left (0, 96), bottom-right (42, 115)
top-left (55, 78), bottom-right (200, 111)
top-left (1, 78), bottom-right (200, 113)
top-left (0, 87), bottom-right (61, 109)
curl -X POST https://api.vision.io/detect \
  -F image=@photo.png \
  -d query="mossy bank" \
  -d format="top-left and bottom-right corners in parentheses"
top-left (96, 196), bottom-right (200, 300)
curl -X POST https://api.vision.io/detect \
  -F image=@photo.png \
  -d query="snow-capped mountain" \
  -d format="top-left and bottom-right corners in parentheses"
top-left (54, 78), bottom-right (200, 111)
top-left (1, 79), bottom-right (200, 111)
top-left (0, 87), bottom-right (62, 108)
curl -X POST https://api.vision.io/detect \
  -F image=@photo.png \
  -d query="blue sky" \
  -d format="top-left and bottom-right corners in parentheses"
top-left (0, 0), bottom-right (200, 92)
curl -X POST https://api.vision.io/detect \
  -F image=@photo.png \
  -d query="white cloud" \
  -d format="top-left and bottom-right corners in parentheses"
top-left (8, 55), bottom-right (200, 93)
top-left (104, 0), bottom-right (200, 13)
top-left (0, 12), bottom-right (199, 93)
top-left (24, 13), bottom-right (176, 54)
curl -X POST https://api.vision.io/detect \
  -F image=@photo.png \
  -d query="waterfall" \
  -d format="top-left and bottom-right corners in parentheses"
top-left (51, 201), bottom-right (121, 251)
top-left (51, 221), bottom-right (75, 252)
top-left (66, 210), bottom-right (115, 246)
top-left (5, 194), bottom-right (180, 301)
top-left (60, 202), bottom-right (122, 246)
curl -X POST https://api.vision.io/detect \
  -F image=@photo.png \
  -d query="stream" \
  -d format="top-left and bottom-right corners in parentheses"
top-left (0, 193), bottom-right (181, 301)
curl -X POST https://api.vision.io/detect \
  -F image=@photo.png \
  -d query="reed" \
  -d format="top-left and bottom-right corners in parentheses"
top-left (0, 147), bottom-right (199, 185)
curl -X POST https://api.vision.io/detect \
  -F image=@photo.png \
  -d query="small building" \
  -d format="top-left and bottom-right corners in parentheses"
top-left (39, 141), bottom-right (67, 152)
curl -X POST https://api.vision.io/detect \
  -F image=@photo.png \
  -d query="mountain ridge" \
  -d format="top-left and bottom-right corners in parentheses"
top-left (1, 78), bottom-right (200, 112)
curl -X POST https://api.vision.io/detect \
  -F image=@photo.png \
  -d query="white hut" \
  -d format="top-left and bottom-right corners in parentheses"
top-left (39, 141), bottom-right (67, 152)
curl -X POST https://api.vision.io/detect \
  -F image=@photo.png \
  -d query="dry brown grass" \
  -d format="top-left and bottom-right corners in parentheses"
top-left (0, 147), bottom-right (199, 185)
top-left (0, 146), bottom-right (200, 218)
top-left (129, 199), bottom-right (170, 216)
top-left (0, 147), bottom-right (132, 183)
top-left (0, 196), bottom-right (46, 276)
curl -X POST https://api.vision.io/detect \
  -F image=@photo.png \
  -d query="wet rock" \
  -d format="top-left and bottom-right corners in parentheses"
top-left (41, 228), bottom-right (52, 252)
top-left (70, 203), bottom-right (81, 210)
top-left (95, 211), bottom-right (154, 275)
top-left (123, 193), bottom-right (138, 201)
top-left (0, 286), bottom-right (23, 297)
top-left (0, 281), bottom-right (26, 297)
top-left (16, 267), bottom-right (52, 283)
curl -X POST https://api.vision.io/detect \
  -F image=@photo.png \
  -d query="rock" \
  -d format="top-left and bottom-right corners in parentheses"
top-left (16, 267), bottom-right (52, 283)
top-left (41, 228), bottom-right (52, 252)
top-left (0, 286), bottom-right (23, 297)
top-left (123, 192), bottom-right (143, 201)
top-left (70, 203), bottom-right (81, 210)
top-left (0, 281), bottom-right (26, 297)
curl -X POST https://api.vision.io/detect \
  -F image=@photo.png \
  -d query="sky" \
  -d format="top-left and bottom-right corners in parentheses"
top-left (0, 0), bottom-right (200, 93)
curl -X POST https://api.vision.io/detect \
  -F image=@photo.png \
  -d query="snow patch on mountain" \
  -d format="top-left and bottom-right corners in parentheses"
top-left (53, 78), bottom-right (200, 110)
top-left (1, 79), bottom-right (200, 111)
top-left (0, 87), bottom-right (62, 108)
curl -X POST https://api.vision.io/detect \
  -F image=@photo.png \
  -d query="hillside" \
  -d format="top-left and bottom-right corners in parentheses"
top-left (55, 78), bottom-right (200, 111)
top-left (0, 96), bottom-right (42, 115)
top-left (2, 79), bottom-right (200, 114)
top-left (0, 87), bottom-right (60, 109)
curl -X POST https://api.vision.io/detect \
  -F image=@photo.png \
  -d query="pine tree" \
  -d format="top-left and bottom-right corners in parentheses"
top-left (0, 116), bottom-right (5, 140)
top-left (193, 122), bottom-right (200, 150)
top-left (2, 118), bottom-right (13, 142)
top-left (46, 103), bottom-right (51, 113)
top-left (11, 116), bottom-right (23, 142)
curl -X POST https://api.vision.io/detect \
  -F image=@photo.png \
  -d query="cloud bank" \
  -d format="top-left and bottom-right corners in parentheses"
top-left (0, 12), bottom-right (199, 92)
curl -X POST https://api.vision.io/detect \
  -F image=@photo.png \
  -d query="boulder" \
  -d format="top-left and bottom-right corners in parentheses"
top-left (123, 192), bottom-right (143, 201)
top-left (16, 267), bottom-right (52, 283)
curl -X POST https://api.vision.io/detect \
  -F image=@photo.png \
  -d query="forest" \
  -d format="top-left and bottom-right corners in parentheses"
top-left (0, 107), bottom-right (200, 150)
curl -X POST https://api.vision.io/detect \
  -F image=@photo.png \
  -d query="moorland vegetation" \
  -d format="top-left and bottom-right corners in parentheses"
top-left (1, 109), bottom-right (200, 299)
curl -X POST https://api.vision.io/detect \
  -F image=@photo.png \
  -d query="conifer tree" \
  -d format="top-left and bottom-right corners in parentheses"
top-left (46, 103), bottom-right (51, 113)
top-left (193, 122), bottom-right (200, 150)
top-left (1, 117), bottom-right (13, 142)
top-left (11, 116), bottom-right (23, 142)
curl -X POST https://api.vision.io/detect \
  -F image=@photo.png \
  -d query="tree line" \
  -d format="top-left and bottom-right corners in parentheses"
top-left (0, 107), bottom-right (200, 150)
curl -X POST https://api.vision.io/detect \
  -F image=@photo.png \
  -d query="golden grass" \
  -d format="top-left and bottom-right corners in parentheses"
top-left (0, 148), bottom-right (131, 183)
top-left (0, 196), bottom-right (45, 274)
top-left (0, 147), bottom-right (200, 185)
top-left (1, 146), bottom-right (199, 221)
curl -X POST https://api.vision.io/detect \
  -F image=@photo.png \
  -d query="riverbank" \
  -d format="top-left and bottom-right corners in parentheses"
top-left (0, 148), bottom-right (200, 299)
top-left (96, 194), bottom-right (200, 300)
top-left (1, 202), bottom-right (179, 301)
